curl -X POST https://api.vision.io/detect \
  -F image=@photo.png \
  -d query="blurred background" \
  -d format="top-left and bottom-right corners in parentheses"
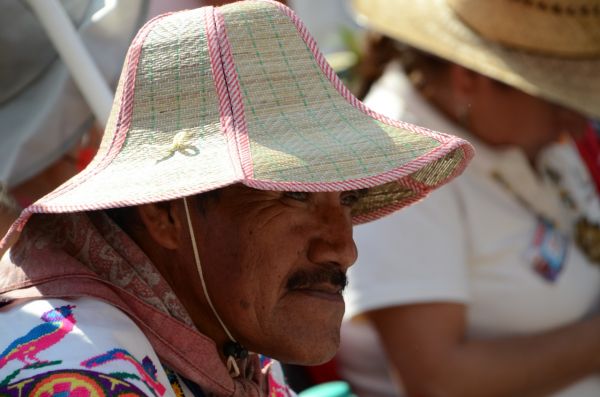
top-left (2, 2), bottom-right (600, 397)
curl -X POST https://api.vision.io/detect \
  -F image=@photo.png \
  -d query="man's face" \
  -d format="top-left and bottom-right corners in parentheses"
top-left (186, 184), bottom-right (359, 364)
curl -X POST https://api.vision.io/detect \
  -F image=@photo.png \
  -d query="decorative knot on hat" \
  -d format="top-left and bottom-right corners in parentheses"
top-left (153, 130), bottom-right (200, 164)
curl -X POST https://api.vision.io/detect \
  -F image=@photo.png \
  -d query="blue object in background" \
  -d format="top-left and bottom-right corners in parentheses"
top-left (299, 381), bottom-right (356, 397)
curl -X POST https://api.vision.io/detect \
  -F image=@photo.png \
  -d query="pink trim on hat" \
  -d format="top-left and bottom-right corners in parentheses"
top-left (214, 8), bottom-right (253, 178)
top-left (0, 14), bottom-right (172, 247)
top-left (243, 141), bottom-right (466, 191)
top-left (205, 7), bottom-right (239, 178)
top-left (0, 213), bottom-right (27, 250)
top-left (260, 0), bottom-right (455, 148)
top-left (243, 143), bottom-right (471, 224)
top-left (36, 181), bottom-right (238, 217)
top-left (0, 176), bottom-right (239, 249)
top-left (401, 176), bottom-right (431, 195)
top-left (205, 7), bottom-right (246, 180)
top-left (33, 14), bottom-right (170, 208)
top-left (429, 148), bottom-right (473, 190)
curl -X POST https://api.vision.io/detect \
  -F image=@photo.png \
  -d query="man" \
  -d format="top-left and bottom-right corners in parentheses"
top-left (0, 1), bottom-right (472, 396)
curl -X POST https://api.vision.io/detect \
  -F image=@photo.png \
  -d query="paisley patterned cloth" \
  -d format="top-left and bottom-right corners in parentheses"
top-left (0, 211), bottom-right (293, 396)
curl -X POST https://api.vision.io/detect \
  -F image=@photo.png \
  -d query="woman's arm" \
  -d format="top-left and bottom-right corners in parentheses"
top-left (368, 302), bottom-right (600, 397)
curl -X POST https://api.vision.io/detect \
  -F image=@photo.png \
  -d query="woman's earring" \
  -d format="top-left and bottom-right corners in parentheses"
top-left (455, 102), bottom-right (471, 127)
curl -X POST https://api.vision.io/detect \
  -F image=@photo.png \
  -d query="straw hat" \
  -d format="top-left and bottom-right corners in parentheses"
top-left (2, 0), bottom-right (473, 244)
top-left (0, 0), bottom-right (147, 188)
top-left (352, 0), bottom-right (600, 119)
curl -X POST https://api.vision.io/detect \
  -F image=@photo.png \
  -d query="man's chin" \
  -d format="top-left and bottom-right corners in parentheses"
top-left (269, 334), bottom-right (340, 366)
top-left (294, 347), bottom-right (338, 366)
top-left (251, 303), bottom-right (343, 364)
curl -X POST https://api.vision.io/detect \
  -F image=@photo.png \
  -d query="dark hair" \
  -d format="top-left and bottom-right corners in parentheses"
top-left (104, 189), bottom-right (222, 233)
top-left (356, 33), bottom-right (449, 99)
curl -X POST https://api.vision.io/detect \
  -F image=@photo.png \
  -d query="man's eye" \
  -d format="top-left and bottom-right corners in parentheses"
top-left (341, 191), bottom-right (361, 207)
top-left (283, 191), bottom-right (309, 201)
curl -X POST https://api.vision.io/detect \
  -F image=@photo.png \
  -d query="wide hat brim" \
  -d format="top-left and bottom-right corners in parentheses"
top-left (1, 0), bottom-right (473, 247)
top-left (353, 0), bottom-right (600, 120)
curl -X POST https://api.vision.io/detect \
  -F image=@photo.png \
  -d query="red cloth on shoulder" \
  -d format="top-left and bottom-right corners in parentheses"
top-left (575, 123), bottom-right (600, 195)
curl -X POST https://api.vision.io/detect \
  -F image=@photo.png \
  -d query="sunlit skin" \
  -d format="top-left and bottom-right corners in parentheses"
top-left (131, 184), bottom-right (360, 365)
top-left (360, 63), bottom-right (595, 397)
top-left (433, 65), bottom-right (587, 161)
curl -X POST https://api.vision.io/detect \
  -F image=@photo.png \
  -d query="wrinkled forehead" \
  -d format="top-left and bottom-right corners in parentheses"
top-left (189, 182), bottom-right (415, 225)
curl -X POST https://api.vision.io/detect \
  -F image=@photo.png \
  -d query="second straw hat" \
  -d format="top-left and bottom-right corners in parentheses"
top-left (352, 0), bottom-right (600, 119)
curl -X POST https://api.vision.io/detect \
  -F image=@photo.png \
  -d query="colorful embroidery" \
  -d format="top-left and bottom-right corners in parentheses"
top-left (0, 369), bottom-right (147, 397)
top-left (530, 218), bottom-right (568, 282)
top-left (0, 305), bottom-right (170, 396)
top-left (0, 305), bottom-right (76, 371)
top-left (261, 357), bottom-right (292, 397)
top-left (164, 367), bottom-right (186, 397)
top-left (268, 374), bottom-right (289, 397)
top-left (81, 349), bottom-right (166, 396)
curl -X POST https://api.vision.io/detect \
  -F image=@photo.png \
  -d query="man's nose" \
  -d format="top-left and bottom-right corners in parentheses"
top-left (307, 205), bottom-right (357, 272)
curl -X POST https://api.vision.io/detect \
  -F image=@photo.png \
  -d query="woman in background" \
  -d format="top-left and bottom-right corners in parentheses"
top-left (339, 1), bottom-right (600, 396)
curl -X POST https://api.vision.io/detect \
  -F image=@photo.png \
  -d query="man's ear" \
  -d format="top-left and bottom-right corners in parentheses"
top-left (137, 201), bottom-right (182, 250)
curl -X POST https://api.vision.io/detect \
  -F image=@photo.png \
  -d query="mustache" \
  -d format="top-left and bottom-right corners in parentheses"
top-left (286, 265), bottom-right (348, 292)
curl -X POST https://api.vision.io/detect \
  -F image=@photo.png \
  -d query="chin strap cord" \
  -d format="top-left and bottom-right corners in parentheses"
top-left (183, 197), bottom-right (247, 378)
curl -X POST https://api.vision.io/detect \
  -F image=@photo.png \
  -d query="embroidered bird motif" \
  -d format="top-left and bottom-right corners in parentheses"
top-left (81, 348), bottom-right (166, 396)
top-left (0, 305), bottom-right (77, 369)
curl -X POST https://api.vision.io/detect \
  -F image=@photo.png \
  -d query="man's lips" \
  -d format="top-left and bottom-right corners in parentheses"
top-left (296, 282), bottom-right (342, 294)
top-left (288, 283), bottom-right (344, 302)
top-left (285, 264), bottom-right (348, 296)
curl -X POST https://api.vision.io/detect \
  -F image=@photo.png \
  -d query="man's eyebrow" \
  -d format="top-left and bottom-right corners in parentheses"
top-left (355, 188), bottom-right (369, 197)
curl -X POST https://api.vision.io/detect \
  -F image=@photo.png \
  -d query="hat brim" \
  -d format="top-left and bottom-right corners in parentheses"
top-left (353, 0), bottom-right (600, 119)
top-left (1, 1), bottom-right (473, 247)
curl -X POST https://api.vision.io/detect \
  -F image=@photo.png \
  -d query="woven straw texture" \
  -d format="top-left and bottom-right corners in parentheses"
top-left (3, 0), bottom-right (472, 243)
top-left (449, 0), bottom-right (600, 57)
top-left (353, 0), bottom-right (600, 119)
top-left (24, 8), bottom-right (236, 209)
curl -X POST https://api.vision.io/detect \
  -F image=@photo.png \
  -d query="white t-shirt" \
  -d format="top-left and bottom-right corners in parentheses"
top-left (339, 64), bottom-right (600, 397)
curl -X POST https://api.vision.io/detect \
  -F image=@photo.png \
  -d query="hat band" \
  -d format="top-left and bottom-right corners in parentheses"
top-left (447, 0), bottom-right (600, 58)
